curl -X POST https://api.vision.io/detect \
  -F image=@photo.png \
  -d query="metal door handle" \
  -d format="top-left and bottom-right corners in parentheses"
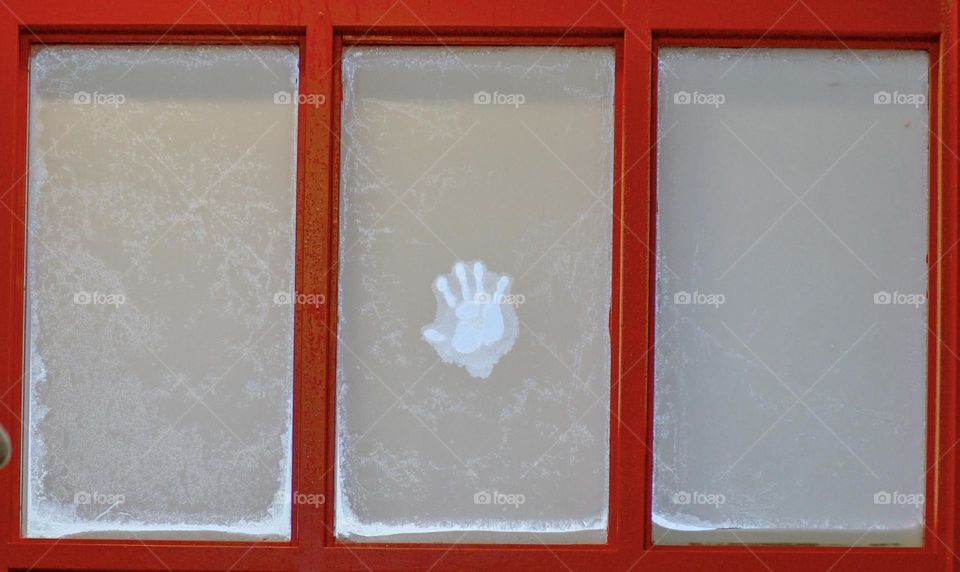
top-left (0, 424), bottom-right (10, 469)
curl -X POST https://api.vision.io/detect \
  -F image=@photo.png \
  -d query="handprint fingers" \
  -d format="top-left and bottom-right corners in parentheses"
top-left (455, 262), bottom-right (472, 301)
top-left (494, 275), bottom-right (509, 300)
top-left (423, 328), bottom-right (446, 342)
top-left (436, 276), bottom-right (457, 308)
top-left (473, 261), bottom-right (485, 300)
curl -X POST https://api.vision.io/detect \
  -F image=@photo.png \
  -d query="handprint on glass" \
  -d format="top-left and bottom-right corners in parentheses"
top-left (422, 260), bottom-right (519, 378)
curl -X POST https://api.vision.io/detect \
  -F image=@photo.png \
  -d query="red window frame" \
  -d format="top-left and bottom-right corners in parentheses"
top-left (0, 0), bottom-right (955, 571)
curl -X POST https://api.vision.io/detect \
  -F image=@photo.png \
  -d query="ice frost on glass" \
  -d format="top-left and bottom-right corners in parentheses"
top-left (24, 46), bottom-right (300, 539)
top-left (336, 46), bottom-right (614, 543)
top-left (653, 48), bottom-right (929, 546)
top-left (422, 260), bottom-right (519, 379)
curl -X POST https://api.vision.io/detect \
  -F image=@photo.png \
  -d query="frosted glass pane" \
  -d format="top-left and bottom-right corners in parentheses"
top-left (335, 46), bottom-right (614, 543)
top-left (24, 46), bottom-right (299, 539)
top-left (653, 48), bottom-right (929, 546)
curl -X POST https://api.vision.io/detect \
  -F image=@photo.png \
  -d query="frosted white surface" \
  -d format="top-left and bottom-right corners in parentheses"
top-left (653, 48), bottom-right (929, 546)
top-left (336, 46), bottom-right (614, 543)
top-left (24, 46), bottom-right (299, 539)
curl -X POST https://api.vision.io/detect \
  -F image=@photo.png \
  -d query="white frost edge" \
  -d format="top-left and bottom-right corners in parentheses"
top-left (336, 498), bottom-right (607, 539)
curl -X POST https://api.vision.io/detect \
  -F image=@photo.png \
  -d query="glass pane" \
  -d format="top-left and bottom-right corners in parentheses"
top-left (24, 46), bottom-right (299, 540)
top-left (335, 46), bottom-right (615, 543)
top-left (653, 47), bottom-right (929, 546)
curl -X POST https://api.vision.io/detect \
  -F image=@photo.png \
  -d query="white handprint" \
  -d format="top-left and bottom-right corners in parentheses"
top-left (422, 260), bottom-right (519, 378)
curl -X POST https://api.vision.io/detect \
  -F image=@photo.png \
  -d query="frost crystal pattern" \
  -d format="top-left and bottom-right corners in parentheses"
top-left (24, 46), bottom-right (300, 540)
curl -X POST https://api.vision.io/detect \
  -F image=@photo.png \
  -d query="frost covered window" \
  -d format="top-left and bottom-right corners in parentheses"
top-left (653, 48), bottom-right (929, 546)
top-left (335, 46), bottom-right (615, 543)
top-left (24, 46), bottom-right (299, 539)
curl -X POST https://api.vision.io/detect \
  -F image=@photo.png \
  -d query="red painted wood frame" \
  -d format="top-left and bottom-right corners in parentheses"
top-left (0, 0), bottom-right (955, 571)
